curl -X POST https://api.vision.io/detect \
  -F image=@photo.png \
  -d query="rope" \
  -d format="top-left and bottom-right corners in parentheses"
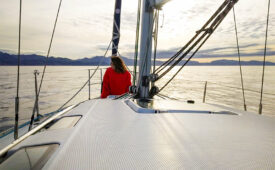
top-left (160, 11), bottom-right (164, 28)
top-left (45, 68), bottom-right (90, 74)
top-left (154, 0), bottom-right (230, 74)
top-left (1, 68), bottom-right (91, 76)
top-left (29, 0), bottom-right (63, 131)
top-left (157, 93), bottom-right (178, 100)
top-left (114, 92), bottom-right (131, 100)
top-left (207, 81), bottom-right (275, 96)
top-left (156, 78), bottom-right (275, 96)
top-left (233, 6), bottom-right (247, 111)
top-left (156, 94), bottom-right (165, 99)
top-left (14, 0), bottom-right (23, 139)
top-left (133, 0), bottom-right (141, 86)
top-left (158, 15), bottom-right (227, 92)
top-left (158, 2), bottom-right (232, 80)
top-left (155, 0), bottom-right (237, 94)
top-left (38, 0), bottom-right (63, 96)
top-left (153, 10), bottom-right (159, 75)
top-left (58, 40), bottom-right (112, 110)
top-left (259, 0), bottom-right (271, 115)
top-left (158, 32), bottom-right (210, 92)
top-left (25, 148), bottom-right (32, 168)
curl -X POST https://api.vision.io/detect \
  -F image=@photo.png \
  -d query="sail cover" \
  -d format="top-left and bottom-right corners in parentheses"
top-left (112, 0), bottom-right (122, 56)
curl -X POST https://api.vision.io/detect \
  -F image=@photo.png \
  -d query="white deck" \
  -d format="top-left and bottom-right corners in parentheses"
top-left (2, 99), bottom-right (275, 169)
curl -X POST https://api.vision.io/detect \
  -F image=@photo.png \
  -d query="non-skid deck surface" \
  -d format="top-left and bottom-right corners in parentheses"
top-left (8, 99), bottom-right (275, 169)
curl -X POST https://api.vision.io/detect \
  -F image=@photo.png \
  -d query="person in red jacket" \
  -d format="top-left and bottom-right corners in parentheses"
top-left (101, 56), bottom-right (131, 98)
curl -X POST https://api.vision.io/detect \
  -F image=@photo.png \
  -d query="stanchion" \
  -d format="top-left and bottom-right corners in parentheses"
top-left (203, 81), bottom-right (207, 103)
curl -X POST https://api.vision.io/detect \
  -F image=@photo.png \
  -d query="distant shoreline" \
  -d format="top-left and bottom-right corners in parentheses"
top-left (1, 51), bottom-right (275, 66)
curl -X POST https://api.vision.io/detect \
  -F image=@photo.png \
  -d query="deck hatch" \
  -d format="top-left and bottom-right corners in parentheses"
top-left (0, 144), bottom-right (58, 170)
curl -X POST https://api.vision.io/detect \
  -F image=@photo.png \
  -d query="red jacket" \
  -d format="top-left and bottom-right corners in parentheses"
top-left (101, 67), bottom-right (131, 98)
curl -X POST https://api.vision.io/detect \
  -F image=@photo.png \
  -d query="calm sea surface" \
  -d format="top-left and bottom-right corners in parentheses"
top-left (0, 66), bottom-right (275, 132)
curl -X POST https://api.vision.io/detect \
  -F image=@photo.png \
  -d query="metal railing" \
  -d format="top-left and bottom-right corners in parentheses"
top-left (26, 68), bottom-right (275, 118)
top-left (201, 80), bottom-right (275, 114)
top-left (88, 68), bottom-right (106, 100)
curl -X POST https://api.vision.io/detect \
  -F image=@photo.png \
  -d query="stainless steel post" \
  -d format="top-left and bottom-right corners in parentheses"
top-left (14, 97), bottom-right (19, 139)
top-left (34, 70), bottom-right (40, 119)
top-left (100, 69), bottom-right (103, 94)
top-left (88, 69), bottom-right (91, 100)
top-left (203, 81), bottom-right (207, 103)
top-left (28, 70), bottom-right (40, 131)
top-left (259, 104), bottom-right (262, 115)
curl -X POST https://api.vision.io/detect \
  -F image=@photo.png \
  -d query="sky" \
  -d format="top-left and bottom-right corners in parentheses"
top-left (0, 0), bottom-right (275, 62)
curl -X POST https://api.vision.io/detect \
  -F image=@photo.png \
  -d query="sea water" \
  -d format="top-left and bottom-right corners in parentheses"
top-left (0, 66), bottom-right (274, 132)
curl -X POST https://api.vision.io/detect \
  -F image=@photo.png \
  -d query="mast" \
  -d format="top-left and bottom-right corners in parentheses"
top-left (137, 0), bottom-right (154, 99)
top-left (137, 0), bottom-right (168, 99)
top-left (112, 0), bottom-right (122, 56)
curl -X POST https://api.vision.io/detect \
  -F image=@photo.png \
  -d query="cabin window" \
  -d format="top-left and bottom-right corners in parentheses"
top-left (0, 144), bottom-right (58, 170)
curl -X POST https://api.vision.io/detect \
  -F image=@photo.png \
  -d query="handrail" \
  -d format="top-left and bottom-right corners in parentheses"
top-left (207, 81), bottom-right (275, 96)
top-left (165, 78), bottom-right (275, 97)
top-left (0, 105), bottom-right (75, 157)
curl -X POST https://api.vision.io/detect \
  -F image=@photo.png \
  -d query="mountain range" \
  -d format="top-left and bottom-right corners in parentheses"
top-left (0, 51), bottom-right (274, 66)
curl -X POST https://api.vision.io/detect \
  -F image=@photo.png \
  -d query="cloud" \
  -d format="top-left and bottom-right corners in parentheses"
top-left (62, 17), bottom-right (94, 27)
top-left (178, 1), bottom-right (216, 20)
top-left (0, 48), bottom-right (47, 56)
top-left (121, 12), bottom-right (136, 28)
top-left (194, 49), bottom-right (275, 58)
top-left (197, 44), bottom-right (259, 54)
top-left (0, 48), bottom-right (17, 55)
top-left (1, 0), bottom-right (274, 59)
top-left (155, 43), bottom-right (275, 59)
top-left (216, 15), bottom-right (275, 40)
top-left (95, 44), bottom-right (111, 51)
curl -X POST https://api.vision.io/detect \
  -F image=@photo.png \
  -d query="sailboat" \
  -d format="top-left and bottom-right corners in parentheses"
top-left (0, 0), bottom-right (274, 169)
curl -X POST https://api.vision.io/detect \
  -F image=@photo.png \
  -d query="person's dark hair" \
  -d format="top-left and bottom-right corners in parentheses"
top-left (111, 56), bottom-right (127, 73)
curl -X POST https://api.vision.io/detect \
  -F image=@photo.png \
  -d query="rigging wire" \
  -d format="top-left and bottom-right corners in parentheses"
top-left (25, 148), bottom-right (32, 168)
top-left (158, 32), bottom-right (211, 92)
top-left (159, 13), bottom-right (226, 86)
top-left (14, 0), bottom-right (23, 139)
top-left (3, 68), bottom-right (89, 76)
top-left (154, 0), bottom-right (230, 74)
top-left (114, 92), bottom-right (132, 100)
top-left (133, 0), bottom-right (142, 86)
top-left (159, 5), bottom-right (229, 78)
top-left (157, 93), bottom-right (178, 100)
top-left (160, 10), bottom-right (164, 28)
top-left (37, 0), bottom-right (63, 96)
top-left (207, 81), bottom-right (275, 96)
top-left (259, 0), bottom-right (271, 115)
top-left (152, 10), bottom-right (159, 75)
top-left (154, 0), bottom-right (237, 94)
top-left (233, 6), bottom-right (247, 111)
top-left (29, 0), bottom-right (63, 131)
top-left (58, 40), bottom-right (112, 110)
